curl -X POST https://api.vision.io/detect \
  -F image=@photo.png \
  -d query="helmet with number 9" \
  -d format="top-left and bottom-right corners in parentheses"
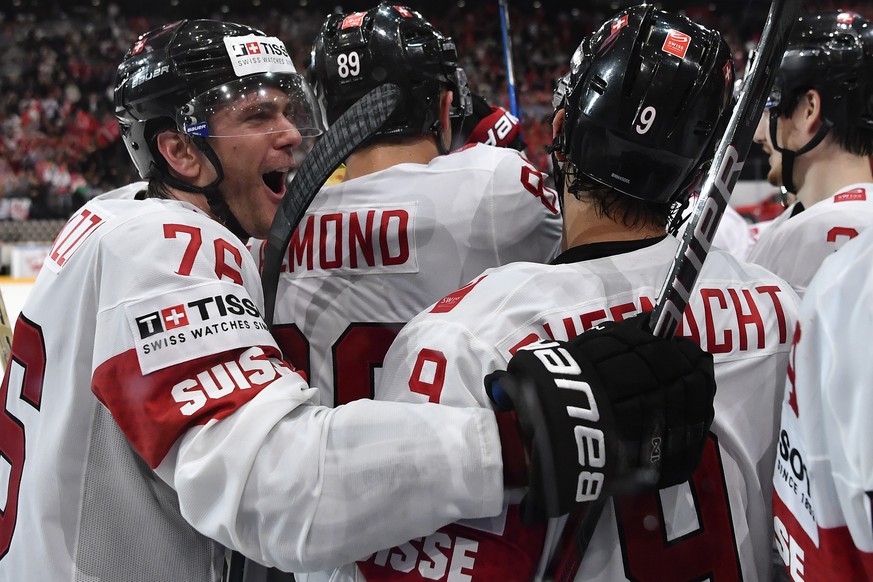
top-left (310, 2), bottom-right (471, 146)
top-left (554, 4), bottom-right (735, 204)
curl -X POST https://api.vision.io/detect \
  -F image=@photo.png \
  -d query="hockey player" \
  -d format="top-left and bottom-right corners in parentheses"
top-left (755, 109), bottom-right (787, 193)
top-left (250, 3), bottom-right (561, 407)
top-left (749, 110), bottom-right (791, 244)
top-left (0, 17), bottom-right (715, 582)
top-left (772, 224), bottom-right (873, 580)
top-left (747, 11), bottom-right (873, 296)
top-left (315, 6), bottom-right (800, 581)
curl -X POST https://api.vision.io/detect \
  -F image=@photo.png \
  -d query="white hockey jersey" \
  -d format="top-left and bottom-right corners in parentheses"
top-left (0, 183), bottom-right (508, 581)
top-left (773, 226), bottom-right (873, 581)
top-left (679, 195), bottom-right (756, 261)
top-left (747, 183), bottom-right (873, 296)
top-left (358, 236), bottom-right (800, 582)
top-left (250, 144), bottom-right (562, 406)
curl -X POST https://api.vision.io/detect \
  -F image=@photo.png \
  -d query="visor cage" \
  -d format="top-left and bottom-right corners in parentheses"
top-left (177, 73), bottom-right (325, 138)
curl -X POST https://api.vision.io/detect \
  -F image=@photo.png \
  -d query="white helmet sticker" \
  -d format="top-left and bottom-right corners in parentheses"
top-left (223, 34), bottom-right (297, 77)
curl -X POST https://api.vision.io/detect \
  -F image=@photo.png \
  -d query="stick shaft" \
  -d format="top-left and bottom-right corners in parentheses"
top-left (498, 0), bottom-right (520, 118)
top-left (261, 84), bottom-right (401, 326)
top-left (548, 0), bottom-right (803, 577)
top-left (649, 0), bottom-right (802, 338)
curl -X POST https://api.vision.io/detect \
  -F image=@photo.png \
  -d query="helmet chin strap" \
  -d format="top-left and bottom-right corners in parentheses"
top-left (768, 108), bottom-right (833, 195)
top-left (432, 119), bottom-right (451, 156)
top-left (546, 114), bottom-right (568, 214)
top-left (155, 136), bottom-right (251, 241)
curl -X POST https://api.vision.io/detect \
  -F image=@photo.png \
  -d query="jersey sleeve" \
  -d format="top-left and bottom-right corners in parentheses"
top-left (773, 231), bottom-right (873, 579)
top-left (377, 315), bottom-right (505, 408)
top-left (367, 310), bottom-right (547, 581)
top-left (749, 199), bottom-right (873, 296)
top-left (487, 151), bottom-right (562, 264)
top-left (85, 208), bottom-right (505, 572)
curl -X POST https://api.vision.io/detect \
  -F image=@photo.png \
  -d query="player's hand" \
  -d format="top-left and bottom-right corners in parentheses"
top-left (485, 313), bottom-right (716, 524)
top-left (467, 105), bottom-right (527, 151)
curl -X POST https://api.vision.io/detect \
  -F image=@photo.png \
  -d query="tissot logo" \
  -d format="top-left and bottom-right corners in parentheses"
top-left (136, 304), bottom-right (189, 338)
top-left (162, 304), bottom-right (189, 330)
top-left (134, 293), bottom-right (261, 339)
top-left (230, 40), bottom-right (290, 58)
top-left (136, 312), bottom-right (165, 339)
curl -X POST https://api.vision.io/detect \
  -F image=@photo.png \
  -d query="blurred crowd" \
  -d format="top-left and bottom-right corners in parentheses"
top-left (0, 0), bottom-right (868, 221)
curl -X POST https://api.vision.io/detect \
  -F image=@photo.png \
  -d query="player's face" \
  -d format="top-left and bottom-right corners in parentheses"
top-left (207, 87), bottom-right (303, 238)
top-left (754, 110), bottom-right (783, 188)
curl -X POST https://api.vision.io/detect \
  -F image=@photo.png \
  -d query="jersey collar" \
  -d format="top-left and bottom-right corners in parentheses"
top-left (551, 236), bottom-right (667, 265)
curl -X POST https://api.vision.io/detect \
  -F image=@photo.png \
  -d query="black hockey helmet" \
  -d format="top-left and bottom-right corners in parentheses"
top-left (115, 19), bottom-right (323, 181)
top-left (766, 11), bottom-right (873, 193)
top-left (768, 11), bottom-right (873, 130)
top-left (553, 4), bottom-right (734, 204)
top-left (310, 3), bottom-right (471, 149)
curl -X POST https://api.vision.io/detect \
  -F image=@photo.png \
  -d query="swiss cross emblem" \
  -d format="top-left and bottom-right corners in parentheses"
top-left (722, 60), bottom-right (732, 86)
top-left (394, 5), bottom-right (413, 17)
top-left (246, 41), bottom-right (261, 55)
top-left (837, 12), bottom-right (857, 25)
top-left (611, 14), bottom-right (628, 33)
top-left (342, 12), bottom-right (366, 29)
top-left (131, 38), bottom-right (147, 55)
top-left (161, 305), bottom-right (189, 330)
top-left (662, 29), bottom-right (691, 58)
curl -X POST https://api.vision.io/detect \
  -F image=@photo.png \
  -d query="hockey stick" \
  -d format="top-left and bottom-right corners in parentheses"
top-left (498, 0), bottom-right (520, 119)
top-left (649, 0), bottom-right (801, 338)
top-left (0, 286), bottom-right (12, 369)
top-left (260, 83), bottom-right (402, 326)
top-left (233, 83), bottom-right (402, 582)
top-left (545, 0), bottom-right (802, 578)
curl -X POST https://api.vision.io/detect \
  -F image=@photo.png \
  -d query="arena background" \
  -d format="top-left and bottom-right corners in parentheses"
top-left (1, 0), bottom-right (872, 321)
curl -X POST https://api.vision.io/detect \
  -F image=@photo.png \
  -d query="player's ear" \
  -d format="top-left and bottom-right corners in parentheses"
top-left (439, 88), bottom-right (453, 151)
top-left (552, 108), bottom-right (567, 163)
top-left (155, 130), bottom-right (203, 180)
top-left (800, 88), bottom-right (824, 132)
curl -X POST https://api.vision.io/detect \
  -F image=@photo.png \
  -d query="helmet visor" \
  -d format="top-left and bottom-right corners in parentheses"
top-left (177, 73), bottom-right (325, 138)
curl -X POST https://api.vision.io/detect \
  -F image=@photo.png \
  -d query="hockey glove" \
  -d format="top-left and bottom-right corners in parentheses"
top-left (485, 313), bottom-right (716, 524)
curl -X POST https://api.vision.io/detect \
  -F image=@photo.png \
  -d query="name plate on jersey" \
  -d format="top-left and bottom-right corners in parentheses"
top-left (125, 280), bottom-right (273, 375)
top-left (275, 203), bottom-right (420, 279)
top-left (774, 404), bottom-right (819, 546)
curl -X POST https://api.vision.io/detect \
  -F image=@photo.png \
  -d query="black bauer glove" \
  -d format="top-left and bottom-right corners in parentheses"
top-left (485, 313), bottom-right (716, 524)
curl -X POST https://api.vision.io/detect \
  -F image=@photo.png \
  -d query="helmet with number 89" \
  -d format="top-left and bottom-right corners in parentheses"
top-left (554, 5), bottom-right (735, 204)
top-left (310, 2), bottom-right (471, 147)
